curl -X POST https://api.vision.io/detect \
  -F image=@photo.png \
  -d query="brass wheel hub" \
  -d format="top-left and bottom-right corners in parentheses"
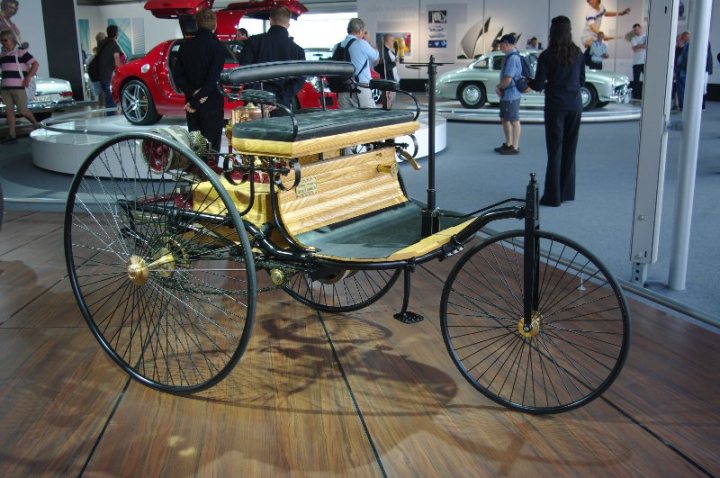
top-left (127, 255), bottom-right (149, 285)
top-left (269, 268), bottom-right (286, 286)
top-left (518, 312), bottom-right (543, 339)
top-left (127, 247), bottom-right (178, 286)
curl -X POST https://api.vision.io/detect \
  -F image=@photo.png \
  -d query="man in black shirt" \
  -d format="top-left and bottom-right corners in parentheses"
top-left (98, 25), bottom-right (123, 115)
top-left (173, 8), bottom-right (226, 153)
top-left (238, 6), bottom-right (305, 115)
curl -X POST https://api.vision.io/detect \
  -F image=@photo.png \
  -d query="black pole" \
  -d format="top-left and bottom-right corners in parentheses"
top-left (421, 55), bottom-right (439, 237)
top-left (523, 174), bottom-right (539, 323)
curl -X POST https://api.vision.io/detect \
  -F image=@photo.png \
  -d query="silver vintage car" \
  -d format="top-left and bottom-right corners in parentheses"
top-left (0, 76), bottom-right (75, 121)
top-left (436, 50), bottom-right (631, 110)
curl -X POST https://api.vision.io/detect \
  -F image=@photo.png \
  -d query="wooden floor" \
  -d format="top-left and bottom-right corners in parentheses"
top-left (0, 211), bottom-right (718, 477)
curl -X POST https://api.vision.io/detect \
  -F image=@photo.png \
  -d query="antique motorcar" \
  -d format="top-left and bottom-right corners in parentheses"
top-left (435, 50), bottom-right (631, 110)
top-left (0, 76), bottom-right (74, 121)
top-left (111, 0), bottom-right (335, 125)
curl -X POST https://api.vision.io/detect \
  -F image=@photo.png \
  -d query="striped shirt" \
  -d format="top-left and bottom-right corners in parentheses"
top-left (0, 48), bottom-right (37, 89)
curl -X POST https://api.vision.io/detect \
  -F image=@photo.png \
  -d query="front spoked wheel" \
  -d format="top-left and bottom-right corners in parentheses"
top-left (65, 132), bottom-right (256, 393)
top-left (441, 230), bottom-right (630, 414)
top-left (282, 267), bottom-right (401, 313)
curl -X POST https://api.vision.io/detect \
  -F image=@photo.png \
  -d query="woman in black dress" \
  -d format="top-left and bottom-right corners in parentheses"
top-left (530, 15), bottom-right (585, 207)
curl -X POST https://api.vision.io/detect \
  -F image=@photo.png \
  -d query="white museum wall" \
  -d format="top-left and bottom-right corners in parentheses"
top-left (75, 3), bottom-right (181, 56)
top-left (357, 0), bottom-right (700, 80)
top-left (4, 1), bottom-right (718, 89)
top-left (9, 0), bottom-right (49, 77)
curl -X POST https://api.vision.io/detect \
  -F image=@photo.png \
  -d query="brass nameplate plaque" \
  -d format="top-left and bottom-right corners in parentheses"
top-left (295, 177), bottom-right (318, 197)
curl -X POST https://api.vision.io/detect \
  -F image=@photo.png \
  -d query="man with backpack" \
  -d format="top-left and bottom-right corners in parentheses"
top-left (494, 34), bottom-right (522, 155)
top-left (335, 17), bottom-right (378, 109)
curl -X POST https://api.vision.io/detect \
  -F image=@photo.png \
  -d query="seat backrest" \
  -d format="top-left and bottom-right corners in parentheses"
top-left (276, 146), bottom-right (407, 236)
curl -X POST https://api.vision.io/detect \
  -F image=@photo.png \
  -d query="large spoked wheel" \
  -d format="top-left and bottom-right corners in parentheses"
top-left (458, 82), bottom-right (486, 109)
top-left (121, 80), bottom-right (162, 125)
top-left (282, 267), bottom-right (401, 313)
top-left (65, 132), bottom-right (256, 393)
top-left (440, 230), bottom-right (630, 414)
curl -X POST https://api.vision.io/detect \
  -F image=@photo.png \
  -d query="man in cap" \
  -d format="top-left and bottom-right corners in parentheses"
top-left (494, 33), bottom-right (522, 155)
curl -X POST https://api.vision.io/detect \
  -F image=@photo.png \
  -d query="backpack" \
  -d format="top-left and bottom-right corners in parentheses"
top-left (326, 38), bottom-right (360, 93)
top-left (87, 41), bottom-right (108, 82)
top-left (510, 51), bottom-right (533, 92)
top-left (87, 55), bottom-right (101, 82)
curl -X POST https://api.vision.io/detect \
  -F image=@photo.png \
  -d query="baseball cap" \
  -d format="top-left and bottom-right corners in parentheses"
top-left (499, 34), bottom-right (516, 45)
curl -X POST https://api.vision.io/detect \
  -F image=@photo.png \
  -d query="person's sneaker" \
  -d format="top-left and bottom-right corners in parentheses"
top-left (500, 146), bottom-right (519, 155)
top-left (494, 143), bottom-right (510, 153)
top-left (0, 136), bottom-right (17, 144)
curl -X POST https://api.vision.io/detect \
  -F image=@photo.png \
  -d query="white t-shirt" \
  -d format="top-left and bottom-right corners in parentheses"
top-left (582, 5), bottom-right (607, 45)
top-left (631, 34), bottom-right (647, 65)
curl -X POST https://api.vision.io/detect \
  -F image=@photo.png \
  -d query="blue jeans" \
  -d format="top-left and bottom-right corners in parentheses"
top-left (677, 71), bottom-right (686, 109)
top-left (101, 79), bottom-right (116, 115)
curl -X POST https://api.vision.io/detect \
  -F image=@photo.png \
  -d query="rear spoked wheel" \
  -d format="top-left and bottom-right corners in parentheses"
top-left (65, 132), bottom-right (256, 393)
top-left (282, 267), bottom-right (401, 313)
top-left (441, 230), bottom-right (630, 414)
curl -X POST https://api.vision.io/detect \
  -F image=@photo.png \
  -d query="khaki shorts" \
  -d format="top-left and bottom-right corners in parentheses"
top-left (338, 86), bottom-right (377, 109)
top-left (1, 88), bottom-right (29, 113)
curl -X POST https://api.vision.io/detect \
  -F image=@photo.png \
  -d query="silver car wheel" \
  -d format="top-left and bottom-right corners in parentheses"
top-left (458, 82), bottom-right (486, 109)
top-left (579, 84), bottom-right (597, 110)
top-left (463, 86), bottom-right (480, 103)
top-left (120, 80), bottom-right (161, 125)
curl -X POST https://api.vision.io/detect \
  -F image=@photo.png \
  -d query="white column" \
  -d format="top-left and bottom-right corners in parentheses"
top-left (668, 0), bottom-right (712, 290)
top-left (629, 0), bottom-right (677, 283)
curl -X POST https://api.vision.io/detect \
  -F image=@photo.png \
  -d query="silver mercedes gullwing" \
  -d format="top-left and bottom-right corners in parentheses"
top-left (435, 50), bottom-right (631, 110)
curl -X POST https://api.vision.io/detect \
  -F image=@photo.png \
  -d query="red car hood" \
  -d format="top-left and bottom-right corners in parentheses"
top-left (145, 0), bottom-right (307, 39)
top-left (145, 0), bottom-right (307, 18)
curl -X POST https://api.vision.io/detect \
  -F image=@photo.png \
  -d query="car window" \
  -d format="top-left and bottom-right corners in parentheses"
top-left (526, 53), bottom-right (538, 75)
top-left (472, 58), bottom-right (488, 69)
top-left (169, 41), bottom-right (182, 74)
top-left (492, 56), bottom-right (504, 70)
top-left (169, 39), bottom-right (241, 68)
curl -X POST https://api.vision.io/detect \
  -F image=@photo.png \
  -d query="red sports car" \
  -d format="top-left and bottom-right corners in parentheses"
top-left (111, 0), bottom-right (336, 125)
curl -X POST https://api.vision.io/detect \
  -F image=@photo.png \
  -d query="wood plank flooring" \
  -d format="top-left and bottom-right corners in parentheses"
top-left (0, 212), bottom-right (717, 477)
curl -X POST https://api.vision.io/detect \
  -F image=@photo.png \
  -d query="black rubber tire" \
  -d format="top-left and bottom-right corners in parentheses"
top-left (440, 230), bottom-right (630, 414)
top-left (65, 132), bottom-right (256, 393)
top-left (34, 112), bottom-right (52, 122)
top-left (458, 82), bottom-right (486, 109)
top-left (283, 268), bottom-right (401, 313)
top-left (580, 84), bottom-right (598, 110)
top-left (120, 79), bottom-right (162, 125)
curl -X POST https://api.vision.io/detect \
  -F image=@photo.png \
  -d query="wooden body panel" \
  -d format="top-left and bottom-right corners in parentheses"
top-left (276, 147), bottom-right (406, 236)
top-left (193, 176), bottom-right (273, 229)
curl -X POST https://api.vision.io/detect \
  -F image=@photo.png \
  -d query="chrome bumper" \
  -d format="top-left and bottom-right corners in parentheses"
top-left (0, 98), bottom-right (75, 115)
top-left (607, 84), bottom-right (631, 104)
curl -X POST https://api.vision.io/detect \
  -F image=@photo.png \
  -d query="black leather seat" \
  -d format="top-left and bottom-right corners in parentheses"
top-left (232, 109), bottom-right (416, 142)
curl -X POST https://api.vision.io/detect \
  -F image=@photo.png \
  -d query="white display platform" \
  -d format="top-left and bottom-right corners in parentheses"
top-left (31, 110), bottom-right (446, 176)
top-left (436, 101), bottom-right (641, 123)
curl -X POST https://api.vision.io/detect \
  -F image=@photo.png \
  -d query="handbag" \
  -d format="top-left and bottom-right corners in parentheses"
top-left (13, 47), bottom-right (36, 100)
